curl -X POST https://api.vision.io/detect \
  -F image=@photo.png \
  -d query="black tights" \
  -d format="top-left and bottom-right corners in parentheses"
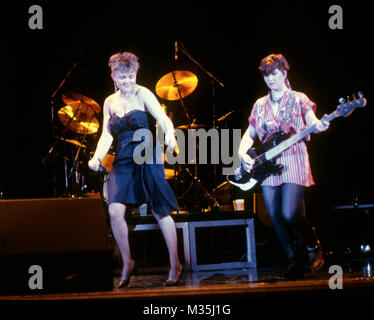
top-left (262, 183), bottom-right (317, 252)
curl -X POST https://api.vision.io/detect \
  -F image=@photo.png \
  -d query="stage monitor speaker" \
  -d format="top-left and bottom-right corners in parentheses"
top-left (0, 198), bottom-right (113, 295)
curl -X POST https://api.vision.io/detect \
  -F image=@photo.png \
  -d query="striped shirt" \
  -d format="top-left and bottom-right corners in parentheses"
top-left (248, 89), bottom-right (316, 187)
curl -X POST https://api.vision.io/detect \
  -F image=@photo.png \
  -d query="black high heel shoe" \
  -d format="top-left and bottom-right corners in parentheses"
top-left (117, 261), bottom-right (136, 289)
top-left (164, 264), bottom-right (183, 287)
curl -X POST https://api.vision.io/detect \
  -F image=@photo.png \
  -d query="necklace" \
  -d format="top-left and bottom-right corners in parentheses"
top-left (270, 91), bottom-right (285, 104)
top-left (121, 85), bottom-right (136, 98)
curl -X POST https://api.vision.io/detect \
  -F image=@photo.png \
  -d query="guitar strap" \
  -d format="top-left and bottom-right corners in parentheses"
top-left (279, 90), bottom-right (295, 133)
top-left (280, 91), bottom-right (312, 142)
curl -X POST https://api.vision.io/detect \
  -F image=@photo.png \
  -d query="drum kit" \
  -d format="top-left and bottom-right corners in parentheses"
top-left (43, 93), bottom-right (103, 197)
top-left (44, 54), bottom-right (233, 210)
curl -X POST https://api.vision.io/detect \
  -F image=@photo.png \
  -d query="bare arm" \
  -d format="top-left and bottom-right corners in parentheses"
top-left (238, 125), bottom-right (257, 172)
top-left (140, 87), bottom-right (177, 150)
top-left (305, 110), bottom-right (329, 132)
top-left (88, 98), bottom-right (114, 171)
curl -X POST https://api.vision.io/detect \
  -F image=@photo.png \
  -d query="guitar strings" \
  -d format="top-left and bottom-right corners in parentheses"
top-left (237, 153), bottom-right (266, 176)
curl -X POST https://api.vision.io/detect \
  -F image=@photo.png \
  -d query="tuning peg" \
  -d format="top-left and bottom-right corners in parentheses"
top-left (352, 93), bottom-right (357, 100)
top-left (339, 97), bottom-right (346, 104)
top-left (358, 92), bottom-right (364, 98)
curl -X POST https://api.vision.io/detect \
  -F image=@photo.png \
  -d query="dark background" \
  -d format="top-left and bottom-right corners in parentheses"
top-left (1, 1), bottom-right (372, 216)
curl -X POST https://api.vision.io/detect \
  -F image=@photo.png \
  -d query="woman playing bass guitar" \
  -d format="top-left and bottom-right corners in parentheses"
top-left (239, 54), bottom-right (329, 278)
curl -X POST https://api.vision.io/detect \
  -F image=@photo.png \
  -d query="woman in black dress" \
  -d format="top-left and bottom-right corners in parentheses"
top-left (89, 52), bottom-right (182, 288)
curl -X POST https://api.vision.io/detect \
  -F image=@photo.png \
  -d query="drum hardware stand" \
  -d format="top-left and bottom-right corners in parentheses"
top-left (55, 101), bottom-right (86, 197)
top-left (67, 105), bottom-right (99, 197)
top-left (171, 71), bottom-right (192, 125)
top-left (168, 75), bottom-right (218, 211)
top-left (181, 165), bottom-right (220, 210)
top-left (174, 127), bottom-right (219, 211)
top-left (42, 56), bottom-right (81, 197)
top-left (177, 41), bottom-right (225, 189)
top-left (67, 140), bottom-right (86, 197)
top-left (42, 105), bottom-right (80, 197)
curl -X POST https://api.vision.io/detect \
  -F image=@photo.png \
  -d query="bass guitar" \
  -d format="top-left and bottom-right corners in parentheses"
top-left (227, 92), bottom-right (367, 191)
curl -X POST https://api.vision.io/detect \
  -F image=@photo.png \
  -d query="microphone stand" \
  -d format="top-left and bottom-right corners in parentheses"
top-left (178, 42), bottom-right (224, 127)
top-left (178, 42), bottom-right (225, 190)
top-left (171, 71), bottom-right (192, 125)
top-left (42, 59), bottom-right (80, 197)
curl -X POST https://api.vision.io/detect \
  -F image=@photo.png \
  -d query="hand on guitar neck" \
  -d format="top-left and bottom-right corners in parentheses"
top-left (313, 118), bottom-right (330, 132)
top-left (305, 111), bottom-right (330, 133)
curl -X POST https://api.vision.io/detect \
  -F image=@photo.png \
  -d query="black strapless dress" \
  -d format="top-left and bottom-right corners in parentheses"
top-left (106, 109), bottom-right (179, 217)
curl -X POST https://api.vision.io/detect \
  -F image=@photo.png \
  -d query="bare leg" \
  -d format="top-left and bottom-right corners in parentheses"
top-left (108, 203), bottom-right (135, 280)
top-left (153, 212), bottom-right (181, 281)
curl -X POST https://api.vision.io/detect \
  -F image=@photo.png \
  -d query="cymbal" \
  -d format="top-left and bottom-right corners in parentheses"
top-left (155, 70), bottom-right (198, 101)
top-left (55, 136), bottom-right (87, 148)
top-left (62, 93), bottom-right (101, 115)
top-left (177, 123), bottom-right (206, 129)
top-left (58, 105), bottom-right (100, 134)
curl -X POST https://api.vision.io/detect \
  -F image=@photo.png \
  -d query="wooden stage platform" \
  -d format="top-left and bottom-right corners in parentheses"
top-left (1, 261), bottom-right (373, 320)
top-left (2, 258), bottom-right (373, 301)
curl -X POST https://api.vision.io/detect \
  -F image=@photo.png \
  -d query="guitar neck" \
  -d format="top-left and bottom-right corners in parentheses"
top-left (265, 111), bottom-right (336, 160)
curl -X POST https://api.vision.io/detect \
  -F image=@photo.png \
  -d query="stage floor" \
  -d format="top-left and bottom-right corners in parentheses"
top-left (2, 258), bottom-right (373, 302)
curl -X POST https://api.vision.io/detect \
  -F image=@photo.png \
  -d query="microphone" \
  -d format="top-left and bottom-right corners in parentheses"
top-left (98, 165), bottom-right (109, 174)
top-left (89, 157), bottom-right (109, 174)
top-left (174, 41), bottom-right (178, 60)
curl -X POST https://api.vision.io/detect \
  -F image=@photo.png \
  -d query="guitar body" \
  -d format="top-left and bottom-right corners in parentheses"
top-left (227, 131), bottom-right (288, 191)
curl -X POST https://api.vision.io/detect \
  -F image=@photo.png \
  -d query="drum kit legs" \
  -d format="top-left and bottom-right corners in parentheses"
top-left (176, 165), bottom-right (220, 211)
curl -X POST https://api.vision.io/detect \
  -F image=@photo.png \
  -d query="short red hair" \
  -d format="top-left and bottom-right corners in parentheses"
top-left (109, 52), bottom-right (140, 74)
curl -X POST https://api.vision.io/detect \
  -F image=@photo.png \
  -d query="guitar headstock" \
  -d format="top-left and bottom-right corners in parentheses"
top-left (335, 92), bottom-right (367, 118)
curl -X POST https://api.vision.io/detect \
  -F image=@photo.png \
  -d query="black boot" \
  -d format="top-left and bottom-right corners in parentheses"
top-left (279, 243), bottom-right (305, 279)
top-left (307, 239), bottom-right (324, 272)
top-left (306, 227), bottom-right (325, 272)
